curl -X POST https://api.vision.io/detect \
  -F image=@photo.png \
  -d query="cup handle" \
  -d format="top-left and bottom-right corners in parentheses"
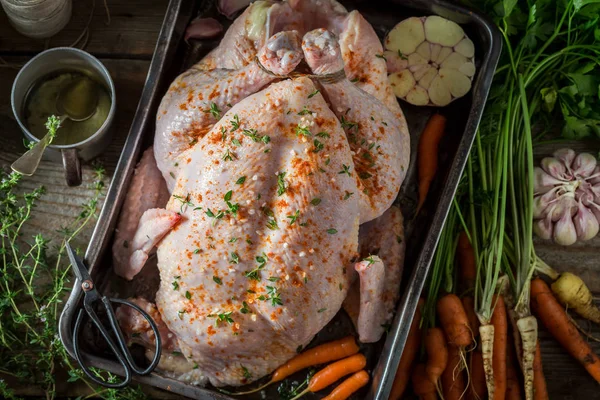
top-left (62, 149), bottom-right (82, 186)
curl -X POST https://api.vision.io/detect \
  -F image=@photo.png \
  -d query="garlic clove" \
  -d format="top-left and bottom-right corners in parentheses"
top-left (533, 194), bottom-right (550, 219)
top-left (591, 183), bottom-right (600, 200)
top-left (574, 201), bottom-right (599, 241)
top-left (549, 194), bottom-right (577, 221)
top-left (553, 208), bottom-right (578, 246)
top-left (533, 218), bottom-right (553, 240)
top-left (572, 153), bottom-right (597, 178)
top-left (534, 166), bottom-right (564, 193)
top-left (540, 157), bottom-right (567, 180)
top-left (553, 148), bottom-right (576, 171)
top-left (584, 199), bottom-right (600, 226)
top-left (589, 166), bottom-right (600, 185)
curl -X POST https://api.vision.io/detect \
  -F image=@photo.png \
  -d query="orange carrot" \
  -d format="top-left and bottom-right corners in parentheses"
top-left (467, 347), bottom-right (487, 400)
top-left (533, 342), bottom-right (548, 400)
top-left (272, 336), bottom-right (359, 383)
top-left (305, 354), bottom-right (366, 393)
top-left (462, 296), bottom-right (480, 339)
top-left (457, 231), bottom-right (476, 291)
top-left (437, 294), bottom-right (472, 348)
top-left (412, 363), bottom-right (437, 400)
top-left (417, 113), bottom-right (447, 211)
top-left (232, 336), bottom-right (360, 395)
top-left (389, 298), bottom-right (425, 400)
top-left (491, 295), bottom-right (507, 400)
top-left (322, 370), bottom-right (369, 400)
top-left (505, 329), bottom-right (522, 400)
top-left (531, 278), bottom-right (600, 383)
top-left (425, 327), bottom-right (448, 385)
top-left (442, 344), bottom-right (466, 400)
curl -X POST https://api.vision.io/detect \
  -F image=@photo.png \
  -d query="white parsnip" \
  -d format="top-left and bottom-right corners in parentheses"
top-left (479, 324), bottom-right (495, 399)
top-left (517, 316), bottom-right (538, 400)
top-left (551, 272), bottom-right (600, 323)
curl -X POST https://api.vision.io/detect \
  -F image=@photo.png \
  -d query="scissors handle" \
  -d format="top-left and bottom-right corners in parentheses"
top-left (108, 297), bottom-right (162, 374)
top-left (73, 307), bottom-right (132, 389)
top-left (72, 296), bottom-right (162, 388)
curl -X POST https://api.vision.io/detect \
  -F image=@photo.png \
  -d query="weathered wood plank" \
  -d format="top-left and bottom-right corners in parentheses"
top-left (0, 0), bottom-right (168, 57)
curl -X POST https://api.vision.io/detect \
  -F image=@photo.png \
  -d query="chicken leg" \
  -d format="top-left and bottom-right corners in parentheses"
top-left (302, 28), bottom-right (410, 223)
top-left (343, 205), bottom-right (405, 343)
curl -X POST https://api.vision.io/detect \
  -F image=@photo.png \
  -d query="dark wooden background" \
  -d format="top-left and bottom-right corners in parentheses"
top-left (1, 0), bottom-right (599, 398)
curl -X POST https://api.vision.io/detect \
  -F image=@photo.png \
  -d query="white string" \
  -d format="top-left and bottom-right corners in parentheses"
top-left (0, 0), bottom-right (72, 39)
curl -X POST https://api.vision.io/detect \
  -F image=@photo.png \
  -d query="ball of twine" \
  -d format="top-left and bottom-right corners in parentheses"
top-left (1, 0), bottom-right (72, 39)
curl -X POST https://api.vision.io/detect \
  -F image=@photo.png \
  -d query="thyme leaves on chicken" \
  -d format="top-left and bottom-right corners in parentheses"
top-left (312, 139), bottom-right (324, 153)
top-left (363, 255), bottom-right (376, 265)
top-left (208, 311), bottom-right (234, 325)
top-left (241, 366), bottom-right (252, 380)
top-left (266, 286), bottom-right (283, 306)
top-left (222, 149), bottom-right (235, 161)
top-left (340, 115), bottom-right (358, 131)
top-left (295, 125), bottom-right (312, 137)
top-left (307, 89), bottom-right (320, 99)
top-left (287, 210), bottom-right (300, 225)
top-left (230, 114), bottom-right (240, 131)
top-left (338, 164), bottom-right (352, 176)
top-left (205, 102), bottom-right (221, 119)
top-left (266, 218), bottom-right (279, 230)
top-left (277, 172), bottom-right (287, 196)
top-left (245, 254), bottom-right (268, 281)
top-left (242, 128), bottom-right (262, 142)
top-left (298, 106), bottom-right (313, 116)
top-left (230, 252), bottom-right (240, 264)
top-left (172, 193), bottom-right (194, 213)
top-left (240, 301), bottom-right (251, 314)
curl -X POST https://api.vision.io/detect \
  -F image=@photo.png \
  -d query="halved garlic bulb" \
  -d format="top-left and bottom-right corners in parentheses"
top-left (384, 15), bottom-right (476, 107)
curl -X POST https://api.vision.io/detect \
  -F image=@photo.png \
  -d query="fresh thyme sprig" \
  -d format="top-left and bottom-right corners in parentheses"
top-left (0, 118), bottom-right (145, 399)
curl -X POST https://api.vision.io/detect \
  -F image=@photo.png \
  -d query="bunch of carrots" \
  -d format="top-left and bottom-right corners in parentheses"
top-left (389, 54), bottom-right (600, 397)
top-left (229, 336), bottom-right (370, 400)
top-left (388, 221), bottom-right (600, 400)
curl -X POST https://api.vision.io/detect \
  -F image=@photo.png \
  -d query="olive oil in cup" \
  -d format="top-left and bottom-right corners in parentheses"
top-left (24, 71), bottom-right (111, 145)
top-left (11, 47), bottom-right (116, 186)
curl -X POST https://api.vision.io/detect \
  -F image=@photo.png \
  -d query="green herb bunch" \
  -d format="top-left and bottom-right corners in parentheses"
top-left (468, 0), bottom-right (600, 139)
top-left (0, 121), bottom-right (145, 399)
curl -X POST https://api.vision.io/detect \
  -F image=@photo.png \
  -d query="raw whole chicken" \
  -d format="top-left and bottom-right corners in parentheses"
top-left (112, 0), bottom-right (410, 388)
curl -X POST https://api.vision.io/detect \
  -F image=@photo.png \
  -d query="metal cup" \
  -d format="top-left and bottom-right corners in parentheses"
top-left (11, 47), bottom-right (116, 186)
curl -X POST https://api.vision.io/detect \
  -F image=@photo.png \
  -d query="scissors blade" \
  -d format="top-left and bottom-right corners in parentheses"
top-left (66, 242), bottom-right (91, 283)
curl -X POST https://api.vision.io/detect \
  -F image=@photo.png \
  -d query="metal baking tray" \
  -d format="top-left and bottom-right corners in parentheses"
top-left (59, 0), bottom-right (501, 398)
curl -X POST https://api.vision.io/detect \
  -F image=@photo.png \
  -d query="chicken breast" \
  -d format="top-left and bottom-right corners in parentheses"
top-left (155, 76), bottom-right (360, 386)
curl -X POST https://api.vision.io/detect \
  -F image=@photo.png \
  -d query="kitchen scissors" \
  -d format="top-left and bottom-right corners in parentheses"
top-left (67, 242), bottom-right (162, 388)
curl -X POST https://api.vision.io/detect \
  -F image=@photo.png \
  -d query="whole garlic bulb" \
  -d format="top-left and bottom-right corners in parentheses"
top-left (533, 149), bottom-right (600, 245)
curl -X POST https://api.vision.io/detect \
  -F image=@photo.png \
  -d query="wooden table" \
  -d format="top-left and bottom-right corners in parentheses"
top-left (1, 1), bottom-right (599, 399)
